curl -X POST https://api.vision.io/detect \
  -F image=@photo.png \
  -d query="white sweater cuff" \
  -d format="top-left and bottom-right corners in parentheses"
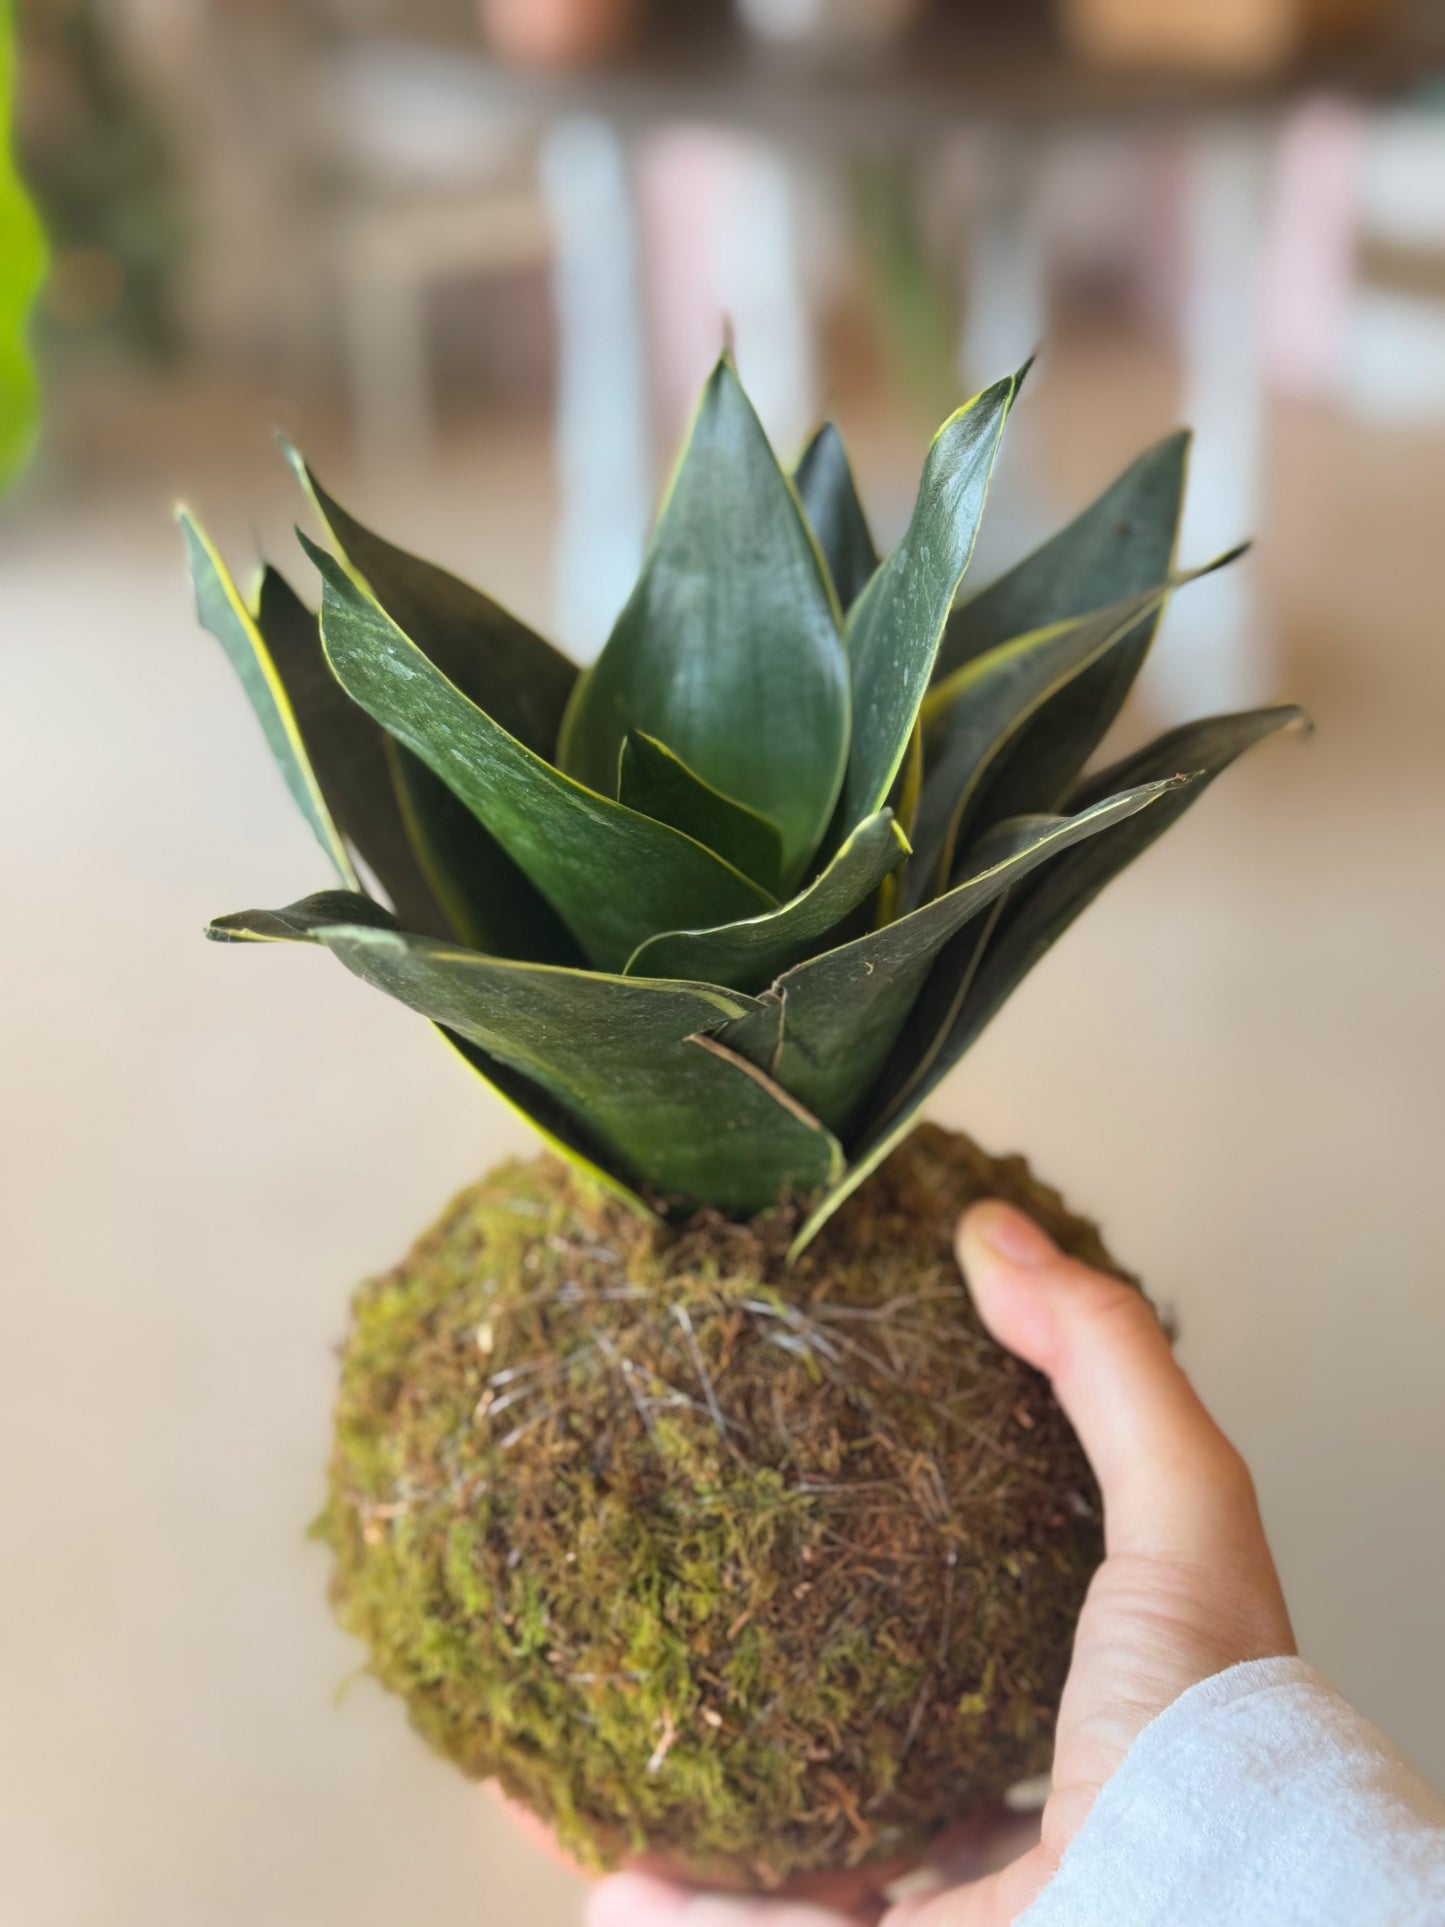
top-left (1017, 1655), bottom-right (1445, 1926)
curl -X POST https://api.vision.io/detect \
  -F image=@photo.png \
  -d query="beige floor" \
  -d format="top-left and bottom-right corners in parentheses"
top-left (2, 350), bottom-right (1442, 1927)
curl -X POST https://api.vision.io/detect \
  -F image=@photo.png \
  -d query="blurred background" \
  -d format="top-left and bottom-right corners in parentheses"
top-left (3, 0), bottom-right (1445, 1922)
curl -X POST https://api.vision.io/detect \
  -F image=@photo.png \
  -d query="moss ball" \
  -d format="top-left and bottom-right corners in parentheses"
top-left (317, 1124), bottom-right (1128, 1887)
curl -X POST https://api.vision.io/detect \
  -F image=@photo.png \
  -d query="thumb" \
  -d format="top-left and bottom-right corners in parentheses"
top-left (956, 1202), bottom-right (1272, 1570)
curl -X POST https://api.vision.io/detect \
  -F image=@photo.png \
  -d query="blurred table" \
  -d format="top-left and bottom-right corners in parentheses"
top-left (383, 0), bottom-right (1445, 141)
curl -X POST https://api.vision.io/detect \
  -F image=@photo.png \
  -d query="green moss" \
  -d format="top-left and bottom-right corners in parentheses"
top-left (317, 1124), bottom-right (1130, 1887)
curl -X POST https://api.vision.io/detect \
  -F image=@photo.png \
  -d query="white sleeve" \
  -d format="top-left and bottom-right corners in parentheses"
top-left (1017, 1656), bottom-right (1445, 1927)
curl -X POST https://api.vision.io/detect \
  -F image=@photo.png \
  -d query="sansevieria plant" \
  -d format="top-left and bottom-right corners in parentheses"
top-left (186, 356), bottom-right (1304, 1888)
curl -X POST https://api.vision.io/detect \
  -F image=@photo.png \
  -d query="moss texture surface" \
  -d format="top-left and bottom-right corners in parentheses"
top-left (317, 1124), bottom-right (1130, 1886)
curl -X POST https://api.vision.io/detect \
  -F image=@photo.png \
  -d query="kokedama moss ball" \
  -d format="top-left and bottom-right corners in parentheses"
top-left (317, 1125), bottom-right (1131, 1887)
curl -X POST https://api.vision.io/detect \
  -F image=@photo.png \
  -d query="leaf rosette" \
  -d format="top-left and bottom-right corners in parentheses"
top-left (189, 355), bottom-right (1306, 1246)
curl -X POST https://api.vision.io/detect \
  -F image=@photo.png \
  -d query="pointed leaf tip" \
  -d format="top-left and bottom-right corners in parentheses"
top-left (909, 579), bottom-right (1181, 908)
top-left (793, 418), bottom-right (879, 613)
top-left (923, 428), bottom-right (1200, 854)
top-left (277, 435), bottom-right (307, 486)
top-left (938, 425), bottom-right (1196, 687)
top-left (1180, 540), bottom-right (1251, 584)
top-left (247, 562), bottom-right (474, 943)
top-left (559, 358), bottom-right (848, 884)
top-left (837, 367), bottom-right (1027, 836)
top-left (617, 731), bottom-right (786, 892)
top-left (184, 514), bottom-right (358, 890)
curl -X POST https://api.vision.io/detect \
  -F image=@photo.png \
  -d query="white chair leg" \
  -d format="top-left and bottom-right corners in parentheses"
top-left (541, 117), bottom-right (653, 664)
top-left (957, 132), bottom-right (1049, 397)
top-left (1151, 124), bottom-right (1276, 720)
top-left (338, 228), bottom-right (435, 470)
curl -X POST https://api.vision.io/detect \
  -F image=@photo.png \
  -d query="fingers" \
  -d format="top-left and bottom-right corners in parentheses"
top-left (883, 1842), bottom-right (1056, 1927)
top-left (862, 1200), bottom-right (1298, 1927)
top-left (956, 1203), bottom-right (1267, 1567)
top-left (587, 1873), bottom-right (870, 1927)
top-left (905, 1802), bottom-right (1040, 1890)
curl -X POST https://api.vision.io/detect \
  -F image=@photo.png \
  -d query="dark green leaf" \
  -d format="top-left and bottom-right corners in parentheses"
top-left (252, 567), bottom-right (451, 938)
top-left (208, 889), bottom-right (398, 944)
top-left (557, 357), bottom-right (848, 883)
top-left (931, 432), bottom-right (1192, 847)
top-left (1066, 704), bottom-right (1309, 812)
top-left (182, 514), bottom-right (358, 889)
top-left (210, 892), bottom-right (842, 1215)
top-left (208, 890), bottom-right (651, 1214)
top-left (255, 564), bottom-right (577, 961)
top-left (936, 430), bottom-right (1191, 682)
top-left (286, 444), bottom-right (586, 960)
top-left (837, 365), bottom-right (1026, 838)
top-left (200, 515), bottom-right (572, 958)
top-left (307, 539), bottom-right (774, 972)
top-left (913, 550), bottom-right (1246, 909)
top-left (625, 809), bottom-right (909, 993)
top-left (719, 781), bottom-right (1178, 1136)
top-left (386, 745), bottom-right (584, 964)
top-left (876, 718), bottom-right (925, 926)
top-left (791, 704), bottom-right (1308, 1256)
top-left (439, 1028), bottom-right (657, 1220)
top-left (617, 731), bottom-right (786, 893)
top-left (905, 582), bottom-right (1172, 910)
top-left (315, 937), bottom-right (842, 1214)
top-left (793, 420), bottom-right (878, 610)
top-left (284, 441), bottom-right (578, 757)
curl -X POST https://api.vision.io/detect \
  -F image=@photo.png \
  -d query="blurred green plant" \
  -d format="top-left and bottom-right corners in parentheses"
top-left (851, 154), bottom-right (955, 418)
top-left (16, 0), bottom-right (183, 359)
top-left (1, 0), bottom-right (47, 485)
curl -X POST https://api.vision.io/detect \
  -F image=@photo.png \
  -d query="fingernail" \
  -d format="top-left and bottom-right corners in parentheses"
top-left (968, 1200), bottom-right (1058, 1268)
top-left (587, 1871), bottom-right (692, 1927)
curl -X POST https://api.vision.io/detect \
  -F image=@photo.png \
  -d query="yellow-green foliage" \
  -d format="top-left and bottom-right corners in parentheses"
top-left (1, 0), bottom-right (47, 487)
top-left (318, 1126), bottom-right (1125, 1886)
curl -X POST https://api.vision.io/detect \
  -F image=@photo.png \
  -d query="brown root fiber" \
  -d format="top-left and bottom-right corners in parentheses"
top-left (317, 1124), bottom-right (1132, 1887)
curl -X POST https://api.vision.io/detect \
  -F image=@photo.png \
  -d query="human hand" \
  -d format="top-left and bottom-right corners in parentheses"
top-left (586, 1199), bottom-right (1296, 1927)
